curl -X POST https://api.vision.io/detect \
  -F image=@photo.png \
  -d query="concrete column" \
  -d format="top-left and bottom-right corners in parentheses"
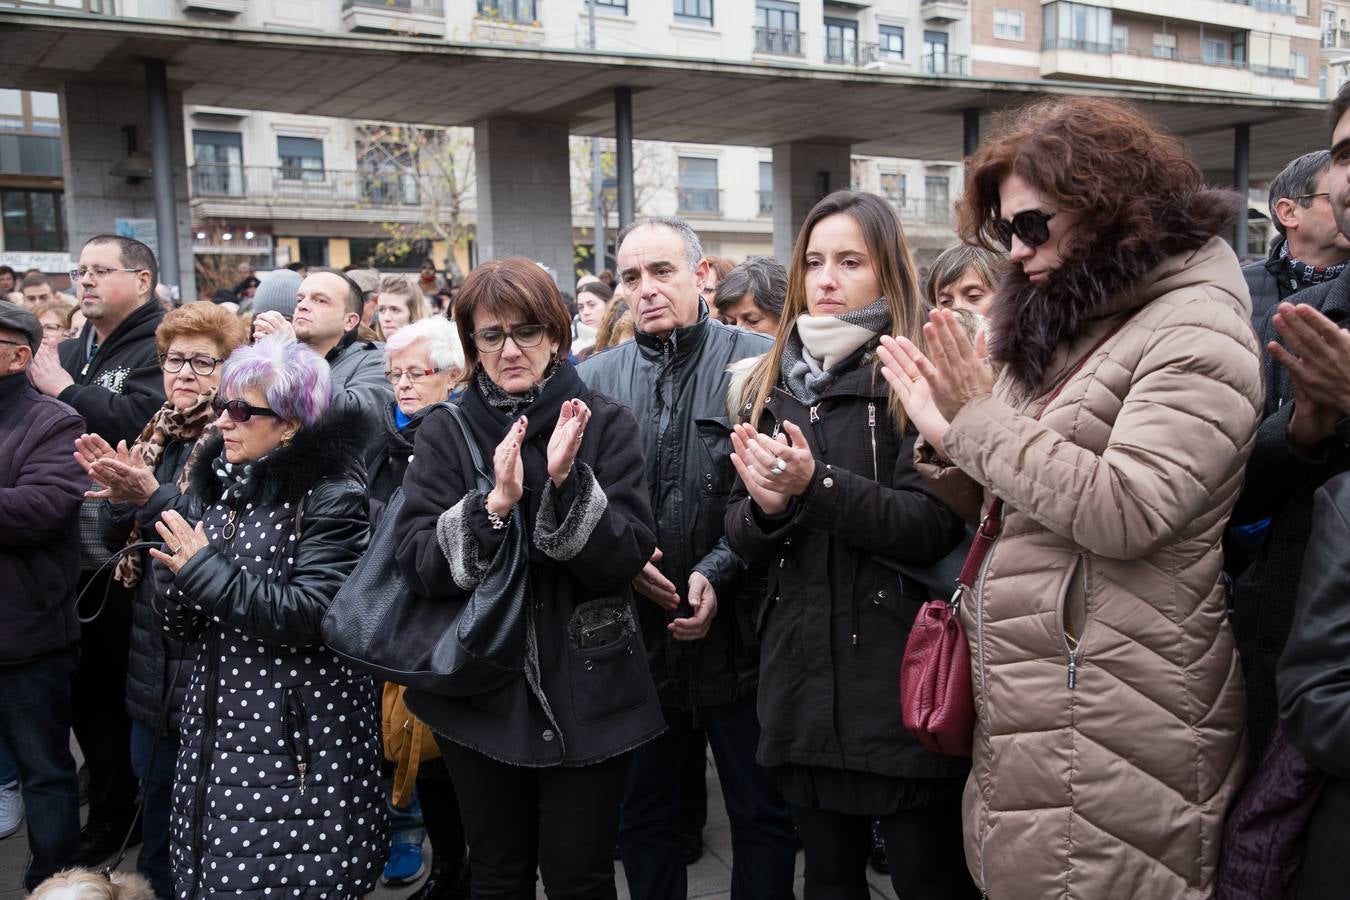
top-left (770, 141), bottom-right (851, 261)
top-left (474, 117), bottom-right (574, 291)
top-left (615, 87), bottom-right (635, 229)
top-left (58, 80), bottom-right (194, 296)
top-left (1234, 124), bottom-right (1250, 259)
top-left (145, 59), bottom-right (181, 299)
top-left (963, 109), bottom-right (981, 158)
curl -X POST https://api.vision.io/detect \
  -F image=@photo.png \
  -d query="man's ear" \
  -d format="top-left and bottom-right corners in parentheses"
top-left (694, 257), bottom-right (711, 292)
top-left (1273, 197), bottom-right (1301, 233)
top-left (344, 311), bottom-right (361, 334)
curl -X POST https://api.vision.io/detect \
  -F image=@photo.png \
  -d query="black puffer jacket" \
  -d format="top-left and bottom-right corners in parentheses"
top-left (100, 435), bottom-right (202, 729)
top-left (396, 366), bottom-right (664, 767)
top-left (158, 407), bottom-right (386, 899)
top-left (57, 299), bottom-right (165, 445)
top-left (1232, 264), bottom-right (1350, 769)
top-left (1278, 471), bottom-right (1350, 900)
top-left (724, 352), bottom-right (967, 779)
top-left (364, 401), bottom-right (430, 525)
top-left (1241, 235), bottom-right (1298, 331)
top-left (579, 309), bottom-right (772, 709)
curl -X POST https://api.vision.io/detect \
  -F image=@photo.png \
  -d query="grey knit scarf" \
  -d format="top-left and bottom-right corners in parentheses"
top-left (780, 298), bottom-right (891, 404)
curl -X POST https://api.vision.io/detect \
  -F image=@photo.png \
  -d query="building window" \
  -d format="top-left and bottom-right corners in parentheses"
top-left (1152, 32), bottom-right (1177, 60)
top-left (674, 0), bottom-right (711, 24)
top-left (924, 174), bottom-right (950, 223)
top-left (1203, 37), bottom-right (1230, 64)
top-left (880, 171), bottom-right (907, 208)
top-left (993, 9), bottom-right (1024, 40)
top-left (278, 136), bottom-right (324, 182)
top-left (192, 129), bottom-right (244, 196)
top-left (878, 24), bottom-right (904, 59)
top-left (758, 161), bottom-right (773, 215)
top-left (594, 0), bottom-right (626, 11)
top-left (756, 0), bottom-right (802, 55)
top-left (1111, 24), bottom-right (1128, 52)
top-left (1292, 50), bottom-right (1309, 78)
top-left (0, 89), bottom-right (60, 135)
top-left (825, 17), bottom-right (859, 64)
top-left (478, 0), bottom-right (536, 24)
top-left (1, 189), bottom-right (64, 252)
top-left (1043, 2), bottom-right (1112, 53)
top-left (1324, 8), bottom-right (1337, 47)
top-left (677, 156), bottom-right (720, 214)
top-left (922, 30), bottom-right (950, 72)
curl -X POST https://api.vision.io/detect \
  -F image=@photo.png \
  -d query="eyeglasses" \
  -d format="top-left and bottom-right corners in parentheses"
top-left (991, 209), bottom-right (1057, 251)
top-left (68, 266), bottom-right (147, 282)
top-left (471, 324), bottom-right (547, 354)
top-left (384, 366), bottom-right (444, 385)
top-left (41, 323), bottom-right (64, 333)
top-left (212, 397), bottom-right (278, 423)
top-left (160, 352), bottom-right (223, 376)
top-left (1296, 192), bottom-right (1331, 203)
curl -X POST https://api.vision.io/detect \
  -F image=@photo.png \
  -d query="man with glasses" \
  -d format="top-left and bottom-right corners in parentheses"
top-left (1244, 150), bottom-right (1350, 328)
top-left (0, 304), bottom-right (86, 889)
top-left (27, 234), bottom-right (166, 867)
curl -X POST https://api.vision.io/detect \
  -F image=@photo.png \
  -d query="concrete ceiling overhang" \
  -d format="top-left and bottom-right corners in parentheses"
top-left (0, 8), bottom-right (1329, 178)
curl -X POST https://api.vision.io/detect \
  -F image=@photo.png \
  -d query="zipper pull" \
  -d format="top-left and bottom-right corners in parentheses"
top-left (867, 403), bottom-right (876, 427)
top-left (1067, 657), bottom-right (1078, 690)
top-left (297, 762), bottom-right (308, 796)
top-left (809, 405), bottom-right (820, 423)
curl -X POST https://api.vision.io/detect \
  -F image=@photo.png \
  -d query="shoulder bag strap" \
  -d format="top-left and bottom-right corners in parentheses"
top-left (954, 310), bottom-right (1138, 594)
top-left (432, 401), bottom-right (494, 494)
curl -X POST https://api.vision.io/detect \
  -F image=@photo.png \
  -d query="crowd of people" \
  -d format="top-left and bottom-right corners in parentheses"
top-left (2, 88), bottom-right (1349, 900)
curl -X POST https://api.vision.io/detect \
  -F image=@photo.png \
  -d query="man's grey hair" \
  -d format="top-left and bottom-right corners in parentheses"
top-left (1269, 150), bottom-right (1332, 236)
top-left (617, 217), bottom-right (704, 269)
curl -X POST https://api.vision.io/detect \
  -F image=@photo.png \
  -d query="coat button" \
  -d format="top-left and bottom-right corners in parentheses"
top-left (583, 660), bottom-right (594, 671)
top-left (822, 477), bottom-right (834, 488)
top-left (542, 729), bottom-right (555, 742)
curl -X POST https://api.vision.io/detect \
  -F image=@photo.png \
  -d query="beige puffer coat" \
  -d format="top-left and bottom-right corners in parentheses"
top-left (918, 237), bottom-right (1262, 899)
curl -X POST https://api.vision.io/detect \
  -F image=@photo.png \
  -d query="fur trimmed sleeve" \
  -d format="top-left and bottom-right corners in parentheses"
top-left (534, 462), bottom-right (608, 561)
top-left (436, 488), bottom-right (492, 591)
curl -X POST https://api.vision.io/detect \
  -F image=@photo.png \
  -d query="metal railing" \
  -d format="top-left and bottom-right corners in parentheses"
top-left (343, 0), bottom-right (445, 12)
top-left (825, 35), bottom-right (859, 65)
top-left (190, 165), bottom-right (422, 207)
top-left (754, 26), bottom-right (803, 56)
top-left (1043, 39), bottom-right (1301, 78)
top-left (1042, 37), bottom-right (1112, 54)
top-left (920, 52), bottom-right (967, 75)
top-left (677, 187), bottom-right (722, 215)
top-left (1228, 0), bottom-right (1295, 13)
top-left (921, 0), bottom-right (968, 6)
top-left (5, 0), bottom-right (115, 10)
top-left (885, 196), bottom-right (952, 226)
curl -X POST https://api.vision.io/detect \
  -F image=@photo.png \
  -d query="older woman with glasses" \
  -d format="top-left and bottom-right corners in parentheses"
top-left (151, 334), bottom-right (386, 899)
top-left (73, 303), bottom-right (248, 898)
top-left (395, 257), bottom-right (662, 898)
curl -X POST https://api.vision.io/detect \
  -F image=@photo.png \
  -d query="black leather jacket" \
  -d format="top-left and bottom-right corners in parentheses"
top-left (579, 308), bottom-right (772, 709)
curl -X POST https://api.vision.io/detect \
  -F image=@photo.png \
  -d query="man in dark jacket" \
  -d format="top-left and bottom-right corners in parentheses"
top-left (1243, 150), bottom-right (1350, 329)
top-left (0, 304), bottom-right (86, 889)
top-left (1232, 91), bottom-right (1350, 773)
top-left (28, 234), bottom-right (166, 865)
top-left (579, 217), bottom-right (796, 900)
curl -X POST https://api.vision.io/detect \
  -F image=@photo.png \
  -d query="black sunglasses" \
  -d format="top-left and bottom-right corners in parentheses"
top-left (992, 209), bottom-right (1057, 251)
top-left (212, 396), bottom-right (278, 423)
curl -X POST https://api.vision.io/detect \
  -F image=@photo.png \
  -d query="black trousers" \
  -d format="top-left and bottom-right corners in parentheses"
top-left (72, 570), bottom-right (138, 828)
top-left (791, 801), bottom-right (980, 900)
top-left (437, 738), bottom-right (629, 900)
top-left (415, 754), bottom-right (467, 864)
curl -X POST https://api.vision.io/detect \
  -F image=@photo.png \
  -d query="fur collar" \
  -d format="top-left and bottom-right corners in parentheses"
top-left (188, 404), bottom-right (372, 507)
top-left (988, 188), bottom-right (1242, 397)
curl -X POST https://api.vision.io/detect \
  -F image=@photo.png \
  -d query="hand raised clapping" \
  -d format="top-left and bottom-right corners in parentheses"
top-left (485, 416), bottom-right (527, 519)
top-left (730, 420), bottom-right (815, 516)
top-left (546, 399), bottom-right (591, 487)
top-left (74, 433), bottom-right (158, 506)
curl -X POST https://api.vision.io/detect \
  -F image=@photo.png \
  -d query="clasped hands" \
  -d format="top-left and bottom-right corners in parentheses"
top-left (484, 399), bottom-right (592, 520)
top-left (73, 432), bottom-right (158, 506)
top-left (877, 308), bottom-right (995, 457)
top-left (1268, 302), bottom-right (1350, 448)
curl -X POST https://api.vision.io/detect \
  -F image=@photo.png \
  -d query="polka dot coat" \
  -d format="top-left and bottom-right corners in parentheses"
top-left (158, 411), bottom-right (387, 899)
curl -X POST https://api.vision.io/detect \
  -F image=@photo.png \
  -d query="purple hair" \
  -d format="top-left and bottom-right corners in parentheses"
top-left (219, 335), bottom-right (331, 427)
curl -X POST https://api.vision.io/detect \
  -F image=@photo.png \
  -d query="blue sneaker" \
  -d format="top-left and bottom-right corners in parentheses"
top-left (382, 840), bottom-right (426, 886)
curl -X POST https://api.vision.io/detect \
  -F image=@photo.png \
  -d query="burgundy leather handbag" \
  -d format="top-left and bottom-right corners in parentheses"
top-left (900, 313), bottom-right (1136, 757)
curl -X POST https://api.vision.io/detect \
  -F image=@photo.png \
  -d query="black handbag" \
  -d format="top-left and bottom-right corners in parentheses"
top-left (321, 402), bottom-right (529, 697)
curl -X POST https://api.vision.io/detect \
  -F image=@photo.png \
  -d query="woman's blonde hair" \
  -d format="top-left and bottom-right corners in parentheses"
top-left (373, 274), bottom-right (429, 341)
top-left (735, 190), bottom-right (924, 430)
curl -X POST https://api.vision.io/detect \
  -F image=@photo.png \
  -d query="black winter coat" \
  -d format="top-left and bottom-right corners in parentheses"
top-left (100, 434), bottom-right (203, 729)
top-left (1277, 471), bottom-right (1350, 900)
top-left (57, 299), bottom-right (165, 446)
top-left (364, 401), bottom-right (425, 525)
top-left (0, 373), bottom-right (85, 663)
top-left (158, 407), bottom-right (386, 899)
top-left (724, 354), bottom-right (967, 780)
top-left (1241, 235), bottom-right (1299, 330)
top-left (579, 309), bottom-right (772, 709)
top-left (1231, 263), bottom-right (1350, 770)
top-left (395, 370), bottom-right (664, 767)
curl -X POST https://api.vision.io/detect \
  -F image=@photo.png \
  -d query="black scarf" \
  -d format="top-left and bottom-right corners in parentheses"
top-left (1279, 239), bottom-right (1348, 292)
top-left (461, 360), bottom-right (585, 557)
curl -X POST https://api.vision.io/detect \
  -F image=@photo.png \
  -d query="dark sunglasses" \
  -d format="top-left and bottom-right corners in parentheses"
top-left (212, 396), bottom-right (278, 423)
top-left (992, 209), bottom-right (1057, 251)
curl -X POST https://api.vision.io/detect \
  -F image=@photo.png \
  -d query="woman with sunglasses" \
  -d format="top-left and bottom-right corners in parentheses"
top-left (395, 257), bottom-right (663, 898)
top-left (149, 334), bottom-right (387, 899)
top-left (878, 98), bottom-right (1263, 900)
top-left (723, 190), bottom-right (973, 900)
top-left (73, 303), bottom-right (248, 898)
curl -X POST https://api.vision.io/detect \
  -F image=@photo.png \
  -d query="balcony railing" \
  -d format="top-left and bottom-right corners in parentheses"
top-left (754, 26), bottom-right (804, 56)
top-left (1044, 39), bottom-right (1302, 79)
top-left (885, 196), bottom-right (952, 227)
top-left (1228, 0), bottom-right (1295, 13)
top-left (825, 35), bottom-right (859, 65)
top-left (7, 0), bottom-right (116, 10)
top-left (920, 52), bottom-right (967, 75)
top-left (758, 190), bottom-right (773, 216)
top-left (190, 165), bottom-right (422, 207)
top-left (677, 187), bottom-right (722, 215)
top-left (343, 0), bottom-right (445, 12)
top-left (1043, 37), bottom-right (1112, 54)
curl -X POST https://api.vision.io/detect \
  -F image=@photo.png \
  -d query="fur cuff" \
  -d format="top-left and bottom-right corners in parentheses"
top-left (534, 462), bottom-right (608, 562)
top-left (437, 489), bottom-right (489, 591)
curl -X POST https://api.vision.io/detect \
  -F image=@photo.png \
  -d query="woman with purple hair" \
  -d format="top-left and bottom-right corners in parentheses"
top-left (149, 334), bottom-right (387, 899)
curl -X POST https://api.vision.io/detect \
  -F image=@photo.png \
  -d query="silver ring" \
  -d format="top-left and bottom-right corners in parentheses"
top-left (772, 457), bottom-right (787, 475)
